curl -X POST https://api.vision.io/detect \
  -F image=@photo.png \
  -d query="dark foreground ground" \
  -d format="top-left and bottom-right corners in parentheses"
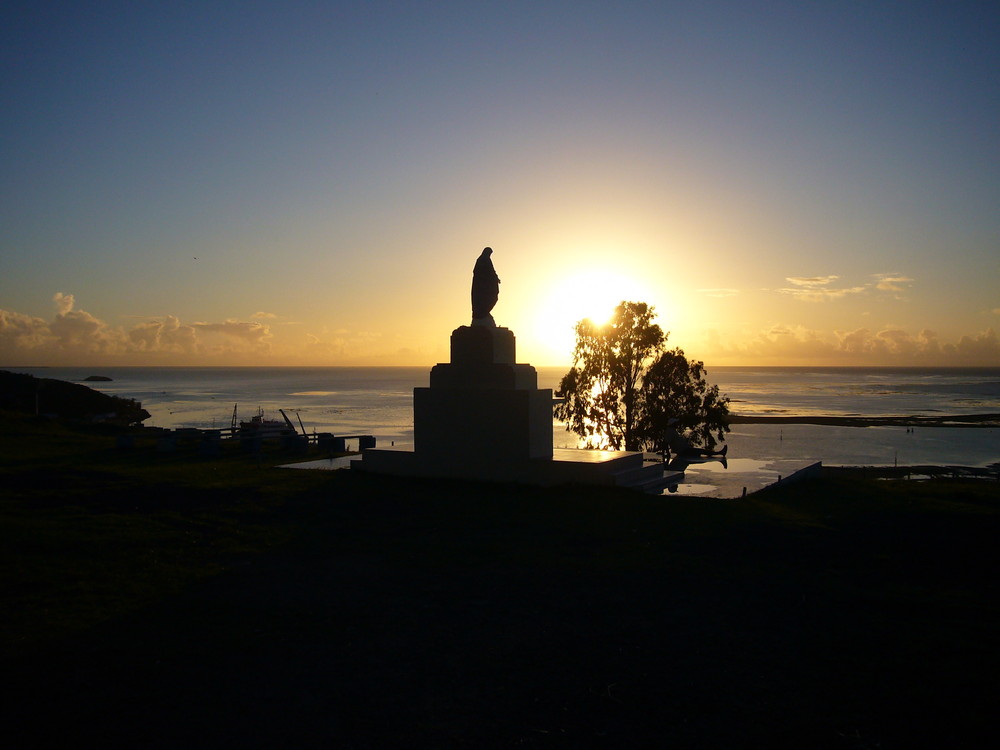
top-left (2, 415), bottom-right (998, 747)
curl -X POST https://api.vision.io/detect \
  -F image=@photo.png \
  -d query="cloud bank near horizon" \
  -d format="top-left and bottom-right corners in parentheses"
top-left (2, 293), bottom-right (999, 367)
top-left (2, 293), bottom-right (274, 364)
top-left (698, 324), bottom-right (1000, 366)
top-left (0, 293), bottom-right (406, 366)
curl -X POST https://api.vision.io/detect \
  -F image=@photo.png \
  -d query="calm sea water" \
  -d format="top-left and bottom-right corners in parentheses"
top-left (8, 366), bottom-right (1000, 469)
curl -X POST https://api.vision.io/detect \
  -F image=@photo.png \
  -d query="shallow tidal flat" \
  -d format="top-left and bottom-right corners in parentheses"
top-left (729, 412), bottom-right (1000, 427)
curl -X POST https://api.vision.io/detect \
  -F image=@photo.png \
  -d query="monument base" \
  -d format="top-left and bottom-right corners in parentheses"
top-left (352, 321), bottom-right (675, 490)
top-left (353, 447), bottom-right (677, 491)
top-left (414, 387), bottom-right (552, 461)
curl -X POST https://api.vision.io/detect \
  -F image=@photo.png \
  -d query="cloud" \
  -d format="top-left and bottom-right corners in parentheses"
top-left (836, 327), bottom-right (871, 354)
top-left (194, 320), bottom-right (271, 342)
top-left (303, 332), bottom-right (347, 358)
top-left (48, 293), bottom-right (129, 354)
top-left (192, 320), bottom-right (273, 354)
top-left (950, 328), bottom-right (1000, 361)
top-left (0, 294), bottom-right (276, 363)
top-left (0, 308), bottom-right (53, 350)
top-left (836, 327), bottom-right (926, 357)
top-left (700, 324), bottom-right (839, 362)
top-left (129, 315), bottom-right (199, 353)
top-left (1, 294), bottom-right (130, 359)
top-left (251, 311), bottom-right (277, 319)
top-left (300, 328), bottom-right (384, 361)
top-left (786, 276), bottom-right (840, 287)
top-left (777, 272), bottom-right (914, 302)
top-left (832, 326), bottom-right (1000, 360)
top-left (779, 280), bottom-right (867, 301)
top-left (53, 292), bottom-right (75, 315)
top-left (874, 273), bottom-right (914, 293)
top-left (700, 324), bottom-right (1000, 365)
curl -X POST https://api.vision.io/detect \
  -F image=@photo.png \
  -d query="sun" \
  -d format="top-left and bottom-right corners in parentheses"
top-left (530, 268), bottom-right (658, 364)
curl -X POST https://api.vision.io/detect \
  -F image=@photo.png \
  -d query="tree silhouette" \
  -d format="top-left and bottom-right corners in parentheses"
top-left (554, 301), bottom-right (729, 452)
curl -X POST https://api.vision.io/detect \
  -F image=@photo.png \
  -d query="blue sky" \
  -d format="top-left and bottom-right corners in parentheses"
top-left (2, 1), bottom-right (998, 366)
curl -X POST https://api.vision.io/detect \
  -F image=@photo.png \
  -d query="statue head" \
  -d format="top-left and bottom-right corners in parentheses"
top-left (482, 247), bottom-right (492, 256)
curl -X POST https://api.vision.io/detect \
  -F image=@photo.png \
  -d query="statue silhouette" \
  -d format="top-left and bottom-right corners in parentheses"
top-left (471, 247), bottom-right (500, 324)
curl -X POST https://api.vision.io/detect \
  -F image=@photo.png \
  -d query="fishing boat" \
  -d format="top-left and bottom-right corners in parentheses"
top-left (232, 404), bottom-right (289, 438)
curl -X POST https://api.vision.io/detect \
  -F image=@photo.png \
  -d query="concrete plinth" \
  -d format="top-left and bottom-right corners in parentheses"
top-left (418, 324), bottom-right (553, 464)
top-left (414, 386), bottom-right (553, 461)
top-left (429, 326), bottom-right (538, 390)
top-left (450, 325), bottom-right (515, 365)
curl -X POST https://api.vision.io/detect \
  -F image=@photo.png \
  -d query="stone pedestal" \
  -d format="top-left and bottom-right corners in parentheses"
top-left (353, 323), bottom-right (650, 488)
top-left (415, 325), bottom-right (553, 463)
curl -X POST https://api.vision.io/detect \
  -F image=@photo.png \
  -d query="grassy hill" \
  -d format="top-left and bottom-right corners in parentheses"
top-left (2, 412), bottom-right (998, 747)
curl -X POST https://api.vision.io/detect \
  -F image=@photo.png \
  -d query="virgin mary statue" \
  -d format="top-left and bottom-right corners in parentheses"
top-left (471, 247), bottom-right (500, 324)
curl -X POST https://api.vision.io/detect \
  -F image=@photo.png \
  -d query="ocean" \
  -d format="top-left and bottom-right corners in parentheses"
top-left (9, 366), bottom-right (1000, 474)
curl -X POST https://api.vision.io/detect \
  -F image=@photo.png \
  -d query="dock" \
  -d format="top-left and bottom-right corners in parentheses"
top-left (120, 425), bottom-right (376, 456)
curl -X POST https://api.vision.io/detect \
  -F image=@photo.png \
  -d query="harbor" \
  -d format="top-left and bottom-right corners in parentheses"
top-left (118, 403), bottom-right (376, 457)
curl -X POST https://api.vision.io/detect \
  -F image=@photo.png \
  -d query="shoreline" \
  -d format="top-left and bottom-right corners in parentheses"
top-left (822, 464), bottom-right (999, 479)
top-left (729, 412), bottom-right (1000, 428)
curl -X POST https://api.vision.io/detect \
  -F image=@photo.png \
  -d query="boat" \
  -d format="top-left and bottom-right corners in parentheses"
top-left (232, 404), bottom-right (289, 438)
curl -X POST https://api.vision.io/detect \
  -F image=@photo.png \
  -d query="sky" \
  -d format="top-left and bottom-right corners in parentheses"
top-left (2, 0), bottom-right (998, 368)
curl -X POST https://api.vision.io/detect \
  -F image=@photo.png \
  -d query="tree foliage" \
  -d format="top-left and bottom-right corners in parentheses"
top-left (554, 302), bottom-right (730, 452)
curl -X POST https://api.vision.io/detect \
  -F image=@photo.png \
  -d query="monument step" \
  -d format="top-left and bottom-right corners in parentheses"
top-left (628, 471), bottom-right (686, 494)
top-left (610, 462), bottom-right (669, 487)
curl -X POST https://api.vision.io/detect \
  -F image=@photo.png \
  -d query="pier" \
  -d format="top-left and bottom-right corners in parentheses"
top-left (121, 425), bottom-right (375, 455)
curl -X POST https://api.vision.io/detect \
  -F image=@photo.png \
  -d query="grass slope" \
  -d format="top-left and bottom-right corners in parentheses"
top-left (2, 412), bottom-right (998, 747)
